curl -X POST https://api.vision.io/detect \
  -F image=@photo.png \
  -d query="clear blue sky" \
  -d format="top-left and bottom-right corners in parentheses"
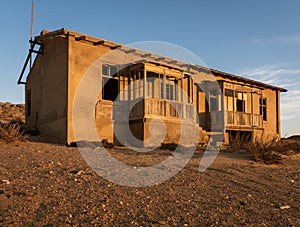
top-left (0, 0), bottom-right (299, 136)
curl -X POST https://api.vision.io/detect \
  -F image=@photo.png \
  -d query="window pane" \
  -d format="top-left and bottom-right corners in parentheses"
top-left (236, 99), bottom-right (244, 112)
top-left (102, 64), bottom-right (109, 76)
top-left (225, 89), bottom-right (233, 97)
top-left (110, 65), bottom-right (117, 76)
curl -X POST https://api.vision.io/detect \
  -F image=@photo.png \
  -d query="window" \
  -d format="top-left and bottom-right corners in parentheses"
top-left (236, 99), bottom-right (244, 112)
top-left (260, 98), bottom-right (267, 121)
top-left (102, 64), bottom-right (119, 101)
top-left (209, 90), bottom-right (220, 111)
top-left (224, 89), bottom-right (248, 112)
top-left (165, 83), bottom-right (174, 100)
top-left (235, 91), bottom-right (245, 112)
top-left (160, 79), bottom-right (174, 101)
top-left (102, 64), bottom-right (117, 77)
top-left (26, 89), bottom-right (31, 116)
top-left (224, 89), bottom-right (234, 111)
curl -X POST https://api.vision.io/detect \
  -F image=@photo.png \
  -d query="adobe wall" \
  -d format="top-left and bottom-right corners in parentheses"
top-left (143, 118), bottom-right (199, 147)
top-left (261, 89), bottom-right (280, 141)
top-left (67, 37), bottom-right (112, 144)
top-left (25, 37), bottom-right (68, 143)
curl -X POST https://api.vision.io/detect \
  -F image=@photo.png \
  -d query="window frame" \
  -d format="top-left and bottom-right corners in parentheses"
top-left (101, 63), bottom-right (119, 101)
top-left (260, 97), bottom-right (267, 121)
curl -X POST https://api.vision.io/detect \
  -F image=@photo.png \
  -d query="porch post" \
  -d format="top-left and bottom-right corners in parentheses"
top-left (163, 70), bottom-right (166, 99)
top-left (143, 65), bottom-right (147, 98)
top-left (143, 65), bottom-right (147, 116)
top-left (251, 89), bottom-right (254, 141)
top-left (182, 73), bottom-right (185, 118)
top-left (222, 83), bottom-right (225, 133)
top-left (181, 73), bottom-right (184, 102)
top-left (128, 68), bottom-right (131, 101)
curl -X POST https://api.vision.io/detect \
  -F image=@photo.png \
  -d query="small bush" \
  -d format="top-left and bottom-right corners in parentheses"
top-left (224, 134), bottom-right (288, 165)
top-left (0, 122), bottom-right (28, 142)
top-left (160, 143), bottom-right (178, 151)
top-left (101, 139), bottom-right (114, 148)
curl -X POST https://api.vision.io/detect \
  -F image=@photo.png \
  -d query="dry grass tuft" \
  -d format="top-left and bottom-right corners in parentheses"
top-left (225, 133), bottom-right (300, 165)
top-left (0, 121), bottom-right (28, 143)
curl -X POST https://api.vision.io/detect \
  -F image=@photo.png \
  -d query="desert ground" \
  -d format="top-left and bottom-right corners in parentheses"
top-left (0, 102), bottom-right (299, 226)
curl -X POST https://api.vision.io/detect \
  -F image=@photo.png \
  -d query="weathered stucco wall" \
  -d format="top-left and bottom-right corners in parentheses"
top-left (261, 89), bottom-right (280, 141)
top-left (67, 37), bottom-right (112, 144)
top-left (26, 37), bottom-right (68, 142)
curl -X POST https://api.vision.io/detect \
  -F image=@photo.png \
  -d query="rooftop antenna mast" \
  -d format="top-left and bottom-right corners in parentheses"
top-left (17, 0), bottom-right (42, 85)
top-left (29, 0), bottom-right (34, 68)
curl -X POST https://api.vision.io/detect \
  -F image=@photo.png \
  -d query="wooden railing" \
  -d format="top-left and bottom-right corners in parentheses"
top-left (226, 111), bottom-right (262, 127)
top-left (199, 111), bottom-right (263, 129)
top-left (144, 98), bottom-right (195, 120)
top-left (114, 98), bottom-right (195, 121)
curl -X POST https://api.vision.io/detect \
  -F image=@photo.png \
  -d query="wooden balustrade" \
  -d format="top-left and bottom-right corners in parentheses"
top-left (115, 98), bottom-right (195, 121)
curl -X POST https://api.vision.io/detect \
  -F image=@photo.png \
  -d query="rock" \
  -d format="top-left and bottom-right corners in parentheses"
top-left (77, 170), bottom-right (84, 175)
top-left (280, 205), bottom-right (290, 210)
top-left (1, 180), bottom-right (10, 184)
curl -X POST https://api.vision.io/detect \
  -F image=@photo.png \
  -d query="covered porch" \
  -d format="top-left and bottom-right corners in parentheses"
top-left (102, 61), bottom-right (199, 147)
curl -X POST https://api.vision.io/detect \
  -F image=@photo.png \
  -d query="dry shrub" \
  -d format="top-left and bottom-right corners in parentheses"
top-left (160, 143), bottom-right (179, 151)
top-left (101, 139), bottom-right (114, 148)
top-left (0, 122), bottom-right (28, 143)
top-left (225, 133), bottom-right (300, 165)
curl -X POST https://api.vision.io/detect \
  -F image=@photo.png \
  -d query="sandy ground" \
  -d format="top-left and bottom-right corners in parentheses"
top-left (0, 140), bottom-right (299, 226)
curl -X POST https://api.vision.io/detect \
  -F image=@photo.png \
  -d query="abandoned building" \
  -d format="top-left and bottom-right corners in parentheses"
top-left (18, 28), bottom-right (287, 146)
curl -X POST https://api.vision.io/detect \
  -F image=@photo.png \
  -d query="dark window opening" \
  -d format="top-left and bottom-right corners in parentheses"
top-left (26, 89), bottom-right (31, 116)
top-left (260, 98), bottom-right (267, 121)
top-left (236, 99), bottom-right (245, 112)
top-left (235, 91), bottom-right (245, 112)
top-left (102, 64), bottom-right (119, 101)
top-left (225, 89), bottom-right (234, 97)
top-left (102, 77), bottom-right (118, 101)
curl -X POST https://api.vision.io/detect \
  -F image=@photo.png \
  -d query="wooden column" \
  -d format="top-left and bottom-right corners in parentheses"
top-left (163, 71), bottom-right (166, 99)
top-left (221, 83), bottom-right (225, 132)
top-left (143, 66), bottom-right (147, 98)
top-left (143, 66), bottom-right (147, 116)
top-left (117, 65), bottom-right (120, 102)
top-left (128, 68), bottom-right (131, 101)
top-left (181, 73), bottom-right (184, 102)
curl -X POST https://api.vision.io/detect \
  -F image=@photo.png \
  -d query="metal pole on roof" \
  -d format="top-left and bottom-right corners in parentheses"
top-left (29, 0), bottom-right (34, 69)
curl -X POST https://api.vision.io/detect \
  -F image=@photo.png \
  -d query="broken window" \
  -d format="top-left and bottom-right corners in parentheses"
top-left (102, 64), bottom-right (119, 101)
top-left (260, 98), bottom-right (267, 121)
top-left (235, 91), bottom-right (245, 113)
